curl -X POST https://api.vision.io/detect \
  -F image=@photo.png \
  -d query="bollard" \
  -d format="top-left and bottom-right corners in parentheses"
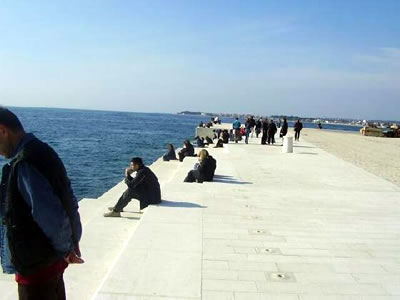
top-left (282, 136), bottom-right (293, 153)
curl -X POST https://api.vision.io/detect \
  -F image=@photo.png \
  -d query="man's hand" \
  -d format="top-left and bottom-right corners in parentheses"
top-left (125, 167), bottom-right (134, 177)
top-left (64, 244), bottom-right (84, 264)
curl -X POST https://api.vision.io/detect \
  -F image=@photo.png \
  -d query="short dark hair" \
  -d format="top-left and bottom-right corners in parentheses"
top-left (0, 107), bottom-right (24, 131)
top-left (131, 157), bottom-right (143, 165)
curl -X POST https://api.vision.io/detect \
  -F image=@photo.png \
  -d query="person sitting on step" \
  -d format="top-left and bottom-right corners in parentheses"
top-left (184, 149), bottom-right (216, 183)
top-left (104, 157), bottom-right (161, 217)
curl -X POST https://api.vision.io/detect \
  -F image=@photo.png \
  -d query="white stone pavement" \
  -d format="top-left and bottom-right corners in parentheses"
top-left (1, 133), bottom-right (400, 299)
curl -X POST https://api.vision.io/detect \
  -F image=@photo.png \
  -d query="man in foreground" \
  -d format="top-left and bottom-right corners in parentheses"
top-left (104, 157), bottom-right (161, 217)
top-left (0, 107), bottom-right (83, 300)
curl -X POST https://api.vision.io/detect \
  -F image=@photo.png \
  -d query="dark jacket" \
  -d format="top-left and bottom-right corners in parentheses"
top-left (268, 122), bottom-right (277, 135)
top-left (180, 143), bottom-right (195, 156)
top-left (294, 121), bottom-right (303, 132)
top-left (280, 121), bottom-right (288, 137)
top-left (222, 131), bottom-right (229, 143)
top-left (197, 156), bottom-right (217, 183)
top-left (163, 149), bottom-right (176, 161)
top-left (4, 135), bottom-right (81, 275)
top-left (125, 166), bottom-right (161, 210)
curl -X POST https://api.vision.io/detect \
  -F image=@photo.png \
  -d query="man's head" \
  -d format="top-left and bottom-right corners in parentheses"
top-left (0, 107), bottom-right (25, 158)
top-left (130, 157), bottom-right (143, 171)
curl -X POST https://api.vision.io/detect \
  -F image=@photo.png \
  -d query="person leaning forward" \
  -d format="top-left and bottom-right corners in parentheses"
top-left (105, 157), bottom-right (161, 217)
top-left (0, 107), bottom-right (83, 300)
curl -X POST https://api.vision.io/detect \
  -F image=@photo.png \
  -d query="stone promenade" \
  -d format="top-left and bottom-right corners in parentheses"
top-left (1, 134), bottom-right (399, 299)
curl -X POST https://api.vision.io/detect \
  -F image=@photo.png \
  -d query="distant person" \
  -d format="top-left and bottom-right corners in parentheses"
top-left (0, 107), bottom-right (83, 299)
top-left (163, 143), bottom-right (177, 161)
top-left (280, 117), bottom-right (289, 145)
top-left (214, 116), bottom-right (221, 124)
top-left (232, 117), bottom-right (241, 143)
top-left (198, 121), bottom-right (204, 128)
top-left (214, 139), bottom-right (224, 148)
top-left (205, 136), bottom-right (213, 145)
top-left (216, 129), bottom-right (222, 139)
top-left (222, 130), bottom-right (229, 143)
top-left (195, 136), bottom-right (205, 148)
top-left (255, 118), bottom-right (262, 138)
top-left (267, 120), bottom-right (277, 144)
top-left (261, 118), bottom-right (269, 144)
top-left (239, 126), bottom-right (246, 137)
top-left (294, 119), bottom-right (303, 141)
top-left (317, 122), bottom-right (323, 129)
top-left (249, 116), bottom-right (256, 138)
top-left (105, 157), bottom-right (161, 217)
top-left (184, 149), bottom-right (217, 183)
top-left (229, 129), bottom-right (234, 142)
top-left (178, 140), bottom-right (195, 161)
top-left (244, 117), bottom-right (252, 144)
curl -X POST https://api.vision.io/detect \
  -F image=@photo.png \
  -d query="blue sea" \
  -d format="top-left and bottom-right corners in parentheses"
top-left (2, 107), bottom-right (361, 200)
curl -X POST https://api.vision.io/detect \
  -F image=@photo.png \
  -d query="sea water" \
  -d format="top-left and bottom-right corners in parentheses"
top-left (1, 107), bottom-right (360, 200)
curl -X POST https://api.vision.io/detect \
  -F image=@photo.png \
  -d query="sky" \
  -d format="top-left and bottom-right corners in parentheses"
top-left (0, 0), bottom-right (399, 120)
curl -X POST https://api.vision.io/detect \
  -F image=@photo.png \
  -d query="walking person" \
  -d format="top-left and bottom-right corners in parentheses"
top-left (294, 119), bottom-right (303, 141)
top-left (261, 118), bottom-right (269, 145)
top-left (244, 117), bottom-right (251, 144)
top-left (232, 117), bottom-right (241, 143)
top-left (0, 107), bottom-right (83, 300)
top-left (267, 120), bottom-right (277, 145)
top-left (280, 117), bottom-right (289, 145)
top-left (105, 157), bottom-right (161, 217)
top-left (249, 116), bottom-right (256, 138)
top-left (255, 118), bottom-right (262, 138)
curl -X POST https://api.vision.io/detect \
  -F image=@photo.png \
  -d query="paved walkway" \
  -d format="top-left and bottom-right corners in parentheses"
top-left (1, 134), bottom-right (400, 299)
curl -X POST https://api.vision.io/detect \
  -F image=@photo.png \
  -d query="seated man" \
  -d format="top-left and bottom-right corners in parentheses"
top-left (184, 149), bottom-right (217, 183)
top-left (178, 140), bottom-right (195, 161)
top-left (104, 157), bottom-right (161, 217)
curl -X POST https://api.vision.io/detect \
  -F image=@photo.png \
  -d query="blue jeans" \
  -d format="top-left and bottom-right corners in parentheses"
top-left (245, 129), bottom-right (250, 144)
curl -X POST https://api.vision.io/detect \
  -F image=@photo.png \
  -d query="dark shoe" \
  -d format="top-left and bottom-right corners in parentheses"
top-left (104, 211), bottom-right (121, 217)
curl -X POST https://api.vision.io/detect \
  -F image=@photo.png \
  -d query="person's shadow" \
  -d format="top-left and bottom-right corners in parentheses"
top-left (159, 200), bottom-right (206, 208)
top-left (212, 175), bottom-right (252, 185)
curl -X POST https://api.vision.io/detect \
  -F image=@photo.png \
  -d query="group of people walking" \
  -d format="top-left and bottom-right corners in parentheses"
top-left (232, 116), bottom-right (303, 145)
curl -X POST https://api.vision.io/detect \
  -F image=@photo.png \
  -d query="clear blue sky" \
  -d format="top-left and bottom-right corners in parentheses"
top-left (1, 0), bottom-right (399, 120)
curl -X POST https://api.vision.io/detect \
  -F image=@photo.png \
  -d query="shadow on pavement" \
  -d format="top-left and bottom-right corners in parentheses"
top-left (297, 152), bottom-right (318, 155)
top-left (213, 175), bottom-right (253, 185)
top-left (159, 200), bottom-right (207, 208)
top-left (293, 145), bottom-right (316, 149)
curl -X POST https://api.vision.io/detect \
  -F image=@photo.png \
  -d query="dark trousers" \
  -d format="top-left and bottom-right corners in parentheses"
top-left (261, 132), bottom-right (267, 144)
top-left (18, 274), bottom-right (65, 300)
top-left (267, 134), bottom-right (275, 144)
top-left (114, 188), bottom-right (141, 212)
top-left (184, 170), bottom-right (203, 183)
top-left (295, 131), bottom-right (300, 141)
